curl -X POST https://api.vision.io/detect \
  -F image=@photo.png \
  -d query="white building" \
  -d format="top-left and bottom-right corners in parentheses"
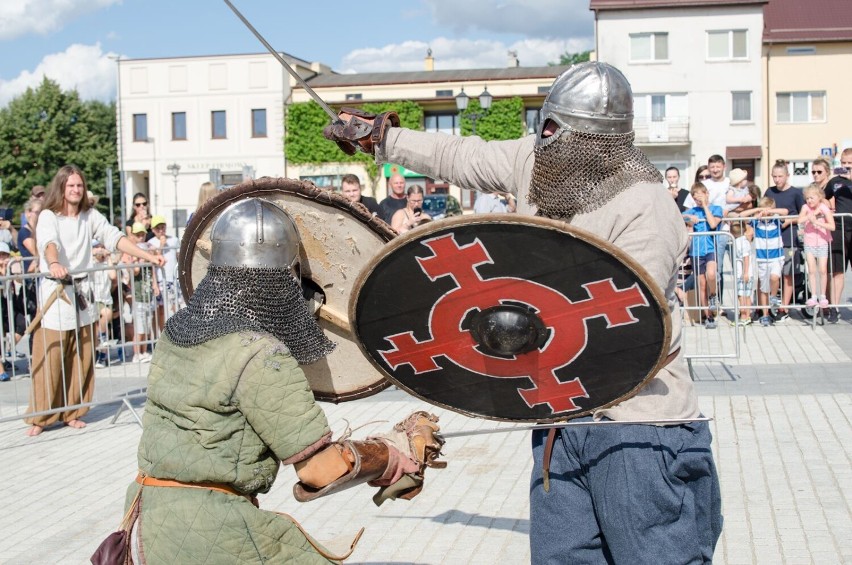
top-left (591, 0), bottom-right (766, 186)
top-left (117, 52), bottom-right (328, 235)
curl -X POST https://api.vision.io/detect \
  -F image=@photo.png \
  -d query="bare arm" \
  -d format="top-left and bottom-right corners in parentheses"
top-left (116, 236), bottom-right (165, 267)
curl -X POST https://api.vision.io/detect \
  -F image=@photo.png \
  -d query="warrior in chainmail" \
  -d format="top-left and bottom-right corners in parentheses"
top-left (120, 198), bottom-right (444, 564)
top-left (324, 62), bottom-right (722, 563)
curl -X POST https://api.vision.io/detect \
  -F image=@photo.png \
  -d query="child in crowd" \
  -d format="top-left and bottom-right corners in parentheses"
top-left (725, 168), bottom-right (752, 215)
top-left (682, 183), bottom-right (723, 328)
top-left (798, 183), bottom-right (834, 310)
top-left (91, 241), bottom-right (117, 368)
top-left (729, 221), bottom-right (754, 325)
top-left (738, 197), bottom-right (789, 326)
top-left (148, 215), bottom-right (182, 333)
top-left (123, 222), bottom-right (159, 363)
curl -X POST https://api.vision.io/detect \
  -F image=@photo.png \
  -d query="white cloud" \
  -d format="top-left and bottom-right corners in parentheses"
top-left (0, 0), bottom-right (121, 40)
top-left (339, 36), bottom-right (593, 73)
top-left (424, 0), bottom-right (593, 39)
top-left (0, 43), bottom-right (117, 107)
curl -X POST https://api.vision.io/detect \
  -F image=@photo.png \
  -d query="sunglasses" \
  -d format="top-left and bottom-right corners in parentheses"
top-left (811, 170), bottom-right (825, 175)
top-left (698, 174), bottom-right (711, 180)
top-left (134, 201), bottom-right (148, 207)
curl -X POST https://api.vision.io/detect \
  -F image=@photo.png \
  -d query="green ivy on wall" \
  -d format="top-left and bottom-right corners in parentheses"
top-left (284, 96), bottom-right (527, 182)
top-left (460, 96), bottom-right (526, 141)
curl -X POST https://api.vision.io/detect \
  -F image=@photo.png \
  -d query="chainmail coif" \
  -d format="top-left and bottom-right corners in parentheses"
top-left (529, 127), bottom-right (662, 219)
top-left (165, 265), bottom-right (335, 365)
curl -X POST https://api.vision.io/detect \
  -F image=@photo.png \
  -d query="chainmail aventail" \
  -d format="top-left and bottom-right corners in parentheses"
top-left (529, 128), bottom-right (662, 219)
top-left (165, 265), bottom-right (335, 365)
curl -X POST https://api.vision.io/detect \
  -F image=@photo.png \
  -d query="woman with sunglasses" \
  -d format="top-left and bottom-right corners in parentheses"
top-left (126, 192), bottom-right (153, 240)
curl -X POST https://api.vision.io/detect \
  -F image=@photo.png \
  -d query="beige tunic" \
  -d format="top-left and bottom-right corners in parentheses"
top-left (377, 129), bottom-right (699, 421)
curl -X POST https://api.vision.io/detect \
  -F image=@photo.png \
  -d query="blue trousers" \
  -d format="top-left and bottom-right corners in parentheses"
top-left (530, 419), bottom-right (722, 564)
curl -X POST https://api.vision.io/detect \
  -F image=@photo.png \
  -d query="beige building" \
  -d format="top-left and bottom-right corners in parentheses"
top-left (289, 54), bottom-right (569, 208)
top-left (763, 0), bottom-right (852, 186)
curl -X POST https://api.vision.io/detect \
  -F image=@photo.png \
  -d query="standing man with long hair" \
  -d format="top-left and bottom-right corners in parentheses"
top-left (25, 165), bottom-right (164, 437)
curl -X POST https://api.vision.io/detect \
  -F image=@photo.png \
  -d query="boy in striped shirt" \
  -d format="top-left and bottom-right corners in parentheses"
top-left (740, 196), bottom-right (789, 326)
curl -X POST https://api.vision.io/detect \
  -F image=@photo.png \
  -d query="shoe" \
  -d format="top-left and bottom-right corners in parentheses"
top-left (738, 317), bottom-right (752, 326)
top-left (806, 298), bottom-right (817, 308)
top-left (708, 295), bottom-right (719, 315)
top-left (139, 353), bottom-right (152, 364)
top-left (818, 296), bottom-right (829, 308)
top-left (775, 312), bottom-right (790, 323)
top-left (95, 356), bottom-right (107, 369)
top-left (827, 308), bottom-right (839, 324)
top-left (0, 372), bottom-right (9, 382)
top-left (705, 317), bottom-right (717, 329)
top-left (130, 355), bottom-right (142, 364)
top-left (759, 316), bottom-right (773, 327)
top-left (769, 296), bottom-right (781, 316)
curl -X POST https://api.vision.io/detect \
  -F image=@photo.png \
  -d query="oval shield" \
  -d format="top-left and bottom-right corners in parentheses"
top-left (179, 177), bottom-right (396, 402)
top-left (350, 215), bottom-right (672, 422)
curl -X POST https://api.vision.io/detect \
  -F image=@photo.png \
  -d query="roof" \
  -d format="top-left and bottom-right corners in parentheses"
top-left (764, 0), bottom-right (852, 43)
top-left (590, 0), bottom-right (765, 10)
top-left (303, 66), bottom-right (571, 89)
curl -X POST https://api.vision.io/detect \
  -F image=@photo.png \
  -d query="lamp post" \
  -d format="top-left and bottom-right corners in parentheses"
top-left (109, 54), bottom-right (125, 228)
top-left (167, 163), bottom-right (180, 238)
top-left (455, 86), bottom-right (493, 136)
top-left (146, 137), bottom-right (157, 210)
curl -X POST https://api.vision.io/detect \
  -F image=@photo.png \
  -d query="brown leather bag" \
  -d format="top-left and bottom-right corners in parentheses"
top-left (90, 487), bottom-right (142, 565)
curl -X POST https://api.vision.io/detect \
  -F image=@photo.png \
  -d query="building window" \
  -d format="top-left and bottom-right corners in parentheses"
top-left (786, 46), bottom-right (816, 55)
top-left (211, 110), bottom-right (227, 139)
top-left (629, 32), bottom-right (668, 62)
top-left (732, 92), bottom-right (752, 122)
top-left (251, 109), bottom-right (267, 138)
top-left (435, 89), bottom-right (453, 98)
top-left (133, 113), bottom-right (147, 142)
top-left (776, 92), bottom-right (826, 123)
top-left (525, 108), bottom-right (541, 134)
top-left (707, 30), bottom-right (748, 60)
top-left (424, 113), bottom-right (460, 136)
top-left (171, 112), bottom-right (186, 140)
top-left (344, 93), bottom-right (362, 101)
top-left (537, 86), bottom-right (550, 94)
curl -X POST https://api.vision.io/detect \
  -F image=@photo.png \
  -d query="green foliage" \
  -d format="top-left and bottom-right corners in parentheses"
top-left (285, 100), bottom-right (424, 184)
top-left (460, 96), bottom-right (526, 141)
top-left (550, 50), bottom-right (591, 66)
top-left (0, 78), bottom-right (118, 214)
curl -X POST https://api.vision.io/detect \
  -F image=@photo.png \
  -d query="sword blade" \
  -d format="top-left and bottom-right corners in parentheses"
top-left (223, 0), bottom-right (340, 122)
top-left (442, 417), bottom-right (713, 439)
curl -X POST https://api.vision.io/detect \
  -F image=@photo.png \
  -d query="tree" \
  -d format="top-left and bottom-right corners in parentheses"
top-left (0, 78), bottom-right (118, 214)
top-left (550, 50), bottom-right (592, 66)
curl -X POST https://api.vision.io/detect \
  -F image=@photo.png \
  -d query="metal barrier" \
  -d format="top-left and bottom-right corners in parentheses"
top-left (0, 251), bottom-right (182, 427)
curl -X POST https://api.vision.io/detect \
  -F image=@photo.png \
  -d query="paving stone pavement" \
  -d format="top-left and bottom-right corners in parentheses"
top-left (1, 319), bottom-right (850, 564)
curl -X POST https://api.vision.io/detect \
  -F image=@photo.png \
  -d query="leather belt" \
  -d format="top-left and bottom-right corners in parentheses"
top-left (541, 347), bottom-right (681, 492)
top-left (135, 473), bottom-right (259, 507)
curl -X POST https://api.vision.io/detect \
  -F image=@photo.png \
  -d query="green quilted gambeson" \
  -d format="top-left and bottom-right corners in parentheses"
top-left (127, 332), bottom-right (338, 564)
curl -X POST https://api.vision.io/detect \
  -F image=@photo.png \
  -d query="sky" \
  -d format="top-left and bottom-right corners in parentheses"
top-left (0, 0), bottom-right (595, 107)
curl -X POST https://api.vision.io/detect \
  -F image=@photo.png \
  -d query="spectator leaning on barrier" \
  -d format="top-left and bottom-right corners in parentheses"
top-left (739, 197), bottom-right (789, 326)
top-left (682, 182), bottom-right (723, 328)
top-left (799, 183), bottom-right (834, 313)
top-left (767, 160), bottom-right (805, 322)
top-left (148, 215), bottom-right (181, 333)
top-left (824, 148), bottom-right (852, 323)
top-left (125, 222), bottom-right (159, 363)
top-left (25, 165), bottom-right (164, 437)
top-left (18, 197), bottom-right (42, 273)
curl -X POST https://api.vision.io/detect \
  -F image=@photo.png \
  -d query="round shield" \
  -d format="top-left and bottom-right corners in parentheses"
top-left (179, 177), bottom-right (396, 402)
top-left (350, 214), bottom-right (672, 422)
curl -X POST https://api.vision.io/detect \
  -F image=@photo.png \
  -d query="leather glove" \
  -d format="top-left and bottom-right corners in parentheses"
top-left (369, 410), bottom-right (446, 505)
top-left (322, 107), bottom-right (400, 156)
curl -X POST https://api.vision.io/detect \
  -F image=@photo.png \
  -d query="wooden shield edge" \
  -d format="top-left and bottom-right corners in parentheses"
top-left (348, 213), bottom-right (673, 423)
top-left (177, 176), bottom-right (397, 403)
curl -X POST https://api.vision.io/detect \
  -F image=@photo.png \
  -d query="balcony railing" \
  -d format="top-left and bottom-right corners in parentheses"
top-left (634, 117), bottom-right (690, 144)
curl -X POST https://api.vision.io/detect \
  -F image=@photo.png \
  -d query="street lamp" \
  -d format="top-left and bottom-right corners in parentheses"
top-left (455, 86), bottom-right (492, 136)
top-left (166, 163), bottom-right (180, 238)
top-left (146, 137), bottom-right (157, 210)
top-left (109, 54), bottom-right (125, 227)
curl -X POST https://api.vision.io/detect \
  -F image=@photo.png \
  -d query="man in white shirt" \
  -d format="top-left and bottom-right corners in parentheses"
top-left (683, 154), bottom-right (730, 209)
top-left (149, 214), bottom-right (182, 331)
top-left (25, 165), bottom-right (164, 437)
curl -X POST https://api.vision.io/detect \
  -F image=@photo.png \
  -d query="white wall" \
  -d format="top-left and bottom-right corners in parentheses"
top-left (596, 5), bottom-right (765, 183)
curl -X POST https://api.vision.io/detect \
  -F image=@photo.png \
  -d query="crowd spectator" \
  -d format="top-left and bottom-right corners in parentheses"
top-left (666, 166), bottom-right (690, 212)
top-left (766, 160), bottom-right (805, 322)
top-left (730, 221), bottom-right (754, 325)
top-left (126, 192), bottom-right (153, 240)
top-left (196, 181), bottom-right (218, 209)
top-left (380, 173), bottom-right (408, 223)
top-left (390, 185), bottom-right (431, 234)
top-left (824, 148), bottom-right (852, 323)
top-left (725, 168), bottom-right (751, 215)
top-left (694, 165), bottom-right (710, 184)
top-left (124, 222), bottom-right (158, 363)
top-left (799, 183), bottom-right (834, 313)
top-left (739, 197), bottom-right (789, 326)
top-left (473, 192), bottom-right (510, 214)
top-left (18, 197), bottom-right (42, 273)
top-left (340, 174), bottom-right (382, 217)
top-left (30, 185), bottom-right (46, 201)
top-left (25, 165), bottom-right (164, 437)
top-left (148, 215), bottom-right (181, 332)
top-left (682, 183), bottom-right (723, 328)
top-left (92, 241), bottom-right (117, 368)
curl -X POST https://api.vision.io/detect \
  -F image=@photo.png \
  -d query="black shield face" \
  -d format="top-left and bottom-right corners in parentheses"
top-left (351, 215), bottom-right (671, 423)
